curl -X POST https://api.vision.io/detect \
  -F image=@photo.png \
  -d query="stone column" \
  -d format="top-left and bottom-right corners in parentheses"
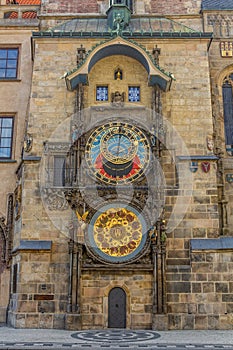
top-left (74, 243), bottom-right (82, 313)
top-left (67, 239), bottom-right (74, 313)
top-left (152, 219), bottom-right (168, 330)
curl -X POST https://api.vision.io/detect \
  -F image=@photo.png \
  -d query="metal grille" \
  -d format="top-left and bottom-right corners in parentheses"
top-left (53, 156), bottom-right (65, 187)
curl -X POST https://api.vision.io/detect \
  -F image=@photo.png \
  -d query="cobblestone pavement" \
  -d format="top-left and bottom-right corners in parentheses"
top-left (0, 327), bottom-right (233, 349)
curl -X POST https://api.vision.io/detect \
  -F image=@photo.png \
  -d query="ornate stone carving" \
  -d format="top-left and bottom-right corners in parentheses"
top-left (111, 91), bottom-right (125, 107)
top-left (77, 45), bottom-right (86, 66)
top-left (0, 216), bottom-right (7, 265)
top-left (14, 185), bottom-right (22, 221)
top-left (23, 134), bottom-right (33, 153)
top-left (207, 14), bottom-right (233, 37)
top-left (43, 188), bottom-right (69, 211)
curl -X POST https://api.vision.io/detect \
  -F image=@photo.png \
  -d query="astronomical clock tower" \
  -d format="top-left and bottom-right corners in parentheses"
top-left (64, 31), bottom-right (170, 328)
top-left (8, 0), bottom-right (227, 331)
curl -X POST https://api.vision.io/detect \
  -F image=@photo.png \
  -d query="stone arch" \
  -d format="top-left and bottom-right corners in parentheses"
top-left (214, 65), bottom-right (233, 153)
top-left (108, 287), bottom-right (127, 328)
top-left (217, 64), bottom-right (233, 89)
top-left (65, 36), bottom-right (172, 91)
top-left (209, 64), bottom-right (233, 156)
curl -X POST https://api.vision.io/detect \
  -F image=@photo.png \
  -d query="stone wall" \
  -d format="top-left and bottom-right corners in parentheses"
top-left (40, 0), bottom-right (202, 15)
top-left (81, 270), bottom-right (153, 329)
top-left (207, 14), bottom-right (233, 236)
top-left (8, 34), bottom-right (219, 329)
top-left (0, 27), bottom-right (36, 323)
top-left (8, 242), bottom-right (69, 328)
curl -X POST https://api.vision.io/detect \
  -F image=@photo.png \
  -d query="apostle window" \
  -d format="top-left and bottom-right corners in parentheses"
top-left (0, 116), bottom-right (14, 159)
top-left (128, 86), bottom-right (140, 102)
top-left (222, 73), bottom-right (233, 155)
top-left (96, 86), bottom-right (108, 101)
top-left (0, 48), bottom-right (19, 79)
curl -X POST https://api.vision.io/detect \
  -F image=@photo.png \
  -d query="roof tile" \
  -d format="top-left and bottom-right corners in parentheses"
top-left (7, 10), bottom-right (37, 18)
top-left (202, 0), bottom-right (233, 10)
top-left (7, 0), bottom-right (41, 5)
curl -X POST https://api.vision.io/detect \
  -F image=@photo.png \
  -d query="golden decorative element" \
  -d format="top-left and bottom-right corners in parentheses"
top-left (93, 207), bottom-right (142, 257)
top-left (220, 42), bottom-right (233, 57)
top-left (76, 210), bottom-right (89, 234)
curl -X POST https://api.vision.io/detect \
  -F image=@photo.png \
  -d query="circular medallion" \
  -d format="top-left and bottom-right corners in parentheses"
top-left (87, 204), bottom-right (147, 263)
top-left (85, 122), bottom-right (150, 184)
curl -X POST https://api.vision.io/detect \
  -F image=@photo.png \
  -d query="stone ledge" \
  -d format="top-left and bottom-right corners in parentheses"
top-left (190, 237), bottom-right (233, 251)
top-left (22, 155), bottom-right (41, 161)
top-left (177, 155), bottom-right (219, 161)
top-left (12, 240), bottom-right (52, 253)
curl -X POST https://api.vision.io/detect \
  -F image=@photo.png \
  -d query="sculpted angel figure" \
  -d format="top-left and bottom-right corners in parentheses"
top-left (75, 210), bottom-right (89, 241)
top-left (111, 91), bottom-right (125, 107)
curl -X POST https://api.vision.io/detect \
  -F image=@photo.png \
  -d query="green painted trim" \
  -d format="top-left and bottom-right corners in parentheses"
top-left (32, 31), bottom-right (212, 39)
top-left (0, 159), bottom-right (17, 163)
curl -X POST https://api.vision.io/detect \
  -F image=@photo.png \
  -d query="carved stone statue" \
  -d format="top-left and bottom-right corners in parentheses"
top-left (207, 135), bottom-right (214, 153)
top-left (75, 210), bottom-right (89, 243)
top-left (111, 91), bottom-right (125, 107)
top-left (113, 13), bottom-right (124, 35)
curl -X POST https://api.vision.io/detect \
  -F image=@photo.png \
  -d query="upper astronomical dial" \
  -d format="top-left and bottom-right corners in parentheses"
top-left (85, 122), bottom-right (150, 184)
top-left (100, 126), bottom-right (138, 164)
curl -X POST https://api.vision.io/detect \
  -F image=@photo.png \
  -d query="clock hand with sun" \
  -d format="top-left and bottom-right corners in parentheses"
top-left (116, 126), bottom-right (123, 161)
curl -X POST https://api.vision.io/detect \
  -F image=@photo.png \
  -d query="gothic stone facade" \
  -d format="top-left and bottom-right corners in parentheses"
top-left (0, 0), bottom-right (40, 322)
top-left (1, 0), bottom-right (233, 330)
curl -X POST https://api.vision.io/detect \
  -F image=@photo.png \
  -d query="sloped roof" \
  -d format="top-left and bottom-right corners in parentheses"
top-left (202, 0), bottom-right (233, 10)
top-left (5, 0), bottom-right (40, 19)
top-left (7, 0), bottom-right (41, 4)
top-left (50, 17), bottom-right (198, 35)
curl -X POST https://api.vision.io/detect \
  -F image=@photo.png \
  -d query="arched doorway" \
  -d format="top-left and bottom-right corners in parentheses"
top-left (108, 287), bottom-right (126, 328)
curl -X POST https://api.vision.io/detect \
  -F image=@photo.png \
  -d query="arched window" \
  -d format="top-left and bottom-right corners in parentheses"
top-left (222, 73), bottom-right (233, 155)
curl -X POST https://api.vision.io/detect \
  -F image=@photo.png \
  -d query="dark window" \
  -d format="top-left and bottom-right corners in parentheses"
top-left (109, 0), bottom-right (133, 11)
top-left (222, 74), bottom-right (233, 155)
top-left (53, 156), bottom-right (65, 187)
top-left (96, 86), bottom-right (108, 101)
top-left (0, 117), bottom-right (14, 159)
top-left (0, 48), bottom-right (19, 79)
top-left (12, 263), bottom-right (17, 294)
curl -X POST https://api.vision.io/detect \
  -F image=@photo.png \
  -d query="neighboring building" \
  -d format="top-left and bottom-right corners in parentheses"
top-left (0, 0), bottom-right (40, 323)
top-left (1, 0), bottom-right (233, 330)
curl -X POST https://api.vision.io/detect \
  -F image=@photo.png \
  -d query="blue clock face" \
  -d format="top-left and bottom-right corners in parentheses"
top-left (104, 134), bottom-right (132, 159)
top-left (85, 122), bottom-right (150, 184)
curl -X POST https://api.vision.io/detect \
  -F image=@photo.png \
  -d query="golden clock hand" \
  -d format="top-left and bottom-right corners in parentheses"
top-left (116, 127), bottom-right (123, 157)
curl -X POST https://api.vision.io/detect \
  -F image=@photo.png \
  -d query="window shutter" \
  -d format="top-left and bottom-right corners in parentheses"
top-left (53, 156), bottom-right (65, 187)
